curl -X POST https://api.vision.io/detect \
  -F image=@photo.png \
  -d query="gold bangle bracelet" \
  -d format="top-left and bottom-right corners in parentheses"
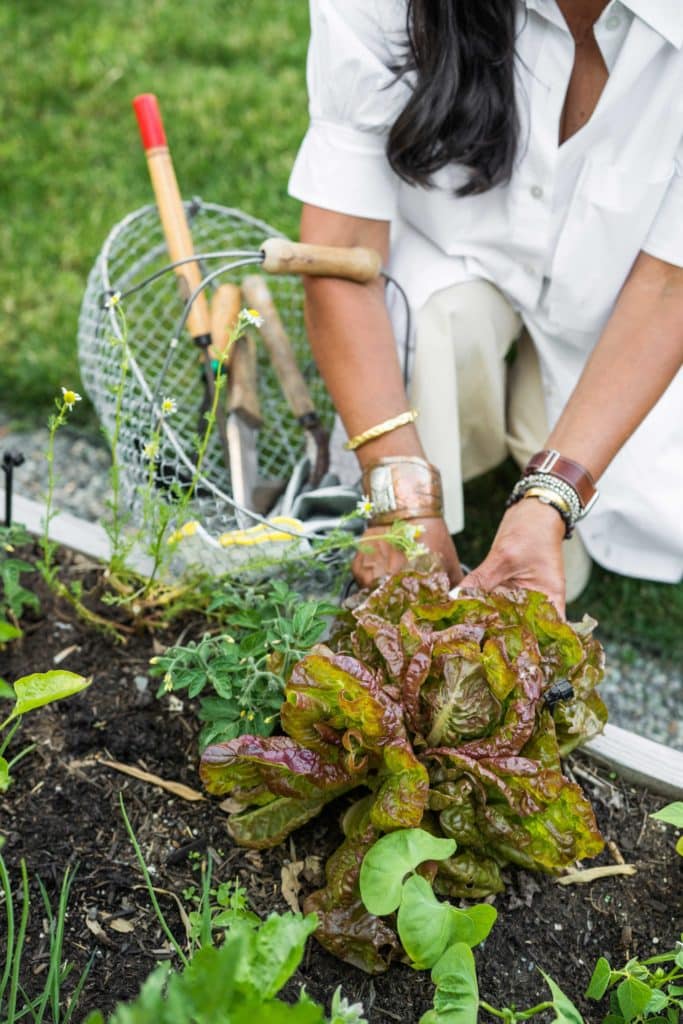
top-left (522, 486), bottom-right (571, 514)
top-left (344, 409), bottom-right (419, 451)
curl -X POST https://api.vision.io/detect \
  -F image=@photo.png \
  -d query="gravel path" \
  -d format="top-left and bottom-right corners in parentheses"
top-left (1, 417), bottom-right (681, 751)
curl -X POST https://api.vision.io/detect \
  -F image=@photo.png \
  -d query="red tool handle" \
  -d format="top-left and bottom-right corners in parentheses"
top-left (132, 94), bottom-right (211, 343)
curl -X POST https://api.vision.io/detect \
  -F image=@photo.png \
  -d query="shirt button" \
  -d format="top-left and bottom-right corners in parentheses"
top-left (530, 185), bottom-right (544, 199)
top-left (606, 14), bottom-right (621, 29)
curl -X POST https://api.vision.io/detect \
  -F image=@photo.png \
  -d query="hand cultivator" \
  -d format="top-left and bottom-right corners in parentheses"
top-left (77, 94), bottom-right (388, 576)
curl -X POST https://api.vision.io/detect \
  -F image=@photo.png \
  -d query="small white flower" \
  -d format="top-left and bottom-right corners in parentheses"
top-left (355, 496), bottom-right (375, 520)
top-left (241, 307), bottom-right (264, 328)
top-left (161, 396), bottom-right (177, 416)
top-left (61, 387), bottom-right (82, 410)
top-left (104, 291), bottom-right (121, 309)
top-left (142, 439), bottom-right (159, 461)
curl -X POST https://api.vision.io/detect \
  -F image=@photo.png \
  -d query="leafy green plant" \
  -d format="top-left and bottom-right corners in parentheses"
top-left (650, 802), bottom-right (683, 856)
top-left (0, 670), bottom-right (91, 792)
top-left (150, 580), bottom-right (337, 748)
top-left (106, 795), bottom-right (366, 1024)
top-left (0, 524), bottom-right (40, 623)
top-left (357, 828), bottom-right (582, 1024)
top-left (0, 854), bottom-right (92, 1023)
top-left (585, 939), bottom-right (683, 1023)
top-left (83, 913), bottom-right (365, 1024)
top-left (200, 569), bottom-right (606, 971)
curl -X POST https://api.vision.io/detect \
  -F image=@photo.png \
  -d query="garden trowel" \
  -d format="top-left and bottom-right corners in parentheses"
top-left (210, 284), bottom-right (285, 527)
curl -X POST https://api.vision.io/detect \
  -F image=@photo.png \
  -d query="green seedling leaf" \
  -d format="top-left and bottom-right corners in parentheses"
top-left (420, 942), bottom-right (479, 1024)
top-left (676, 836), bottom-right (683, 857)
top-left (0, 756), bottom-right (10, 793)
top-left (448, 904), bottom-right (497, 949)
top-left (586, 956), bottom-right (613, 1000)
top-left (540, 969), bottom-right (586, 1023)
top-left (0, 678), bottom-right (15, 700)
top-left (0, 620), bottom-right (22, 644)
top-left (359, 828), bottom-right (456, 916)
top-left (397, 876), bottom-right (496, 969)
top-left (617, 976), bottom-right (654, 1022)
top-left (397, 874), bottom-right (455, 970)
top-left (651, 803), bottom-right (683, 828)
top-left (7, 671), bottom-right (91, 721)
top-left (645, 990), bottom-right (670, 1015)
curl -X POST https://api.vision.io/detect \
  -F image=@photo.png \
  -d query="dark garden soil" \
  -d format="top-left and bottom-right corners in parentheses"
top-left (1, 545), bottom-right (681, 1023)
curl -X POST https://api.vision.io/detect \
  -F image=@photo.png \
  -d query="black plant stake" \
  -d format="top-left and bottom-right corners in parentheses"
top-left (2, 451), bottom-right (25, 527)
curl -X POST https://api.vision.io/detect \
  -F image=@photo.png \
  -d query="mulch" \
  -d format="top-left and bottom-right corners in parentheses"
top-left (0, 547), bottom-right (680, 1022)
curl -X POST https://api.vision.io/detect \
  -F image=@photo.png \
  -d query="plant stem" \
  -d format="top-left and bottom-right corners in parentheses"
top-left (0, 855), bottom-right (16, 1005)
top-left (119, 793), bottom-right (189, 967)
top-left (7, 860), bottom-right (30, 1022)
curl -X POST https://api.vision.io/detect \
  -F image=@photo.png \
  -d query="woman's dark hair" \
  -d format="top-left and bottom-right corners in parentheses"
top-left (387, 1), bottom-right (519, 196)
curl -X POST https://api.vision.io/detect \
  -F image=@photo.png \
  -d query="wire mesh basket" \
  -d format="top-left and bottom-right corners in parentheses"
top-left (77, 200), bottom-right (338, 549)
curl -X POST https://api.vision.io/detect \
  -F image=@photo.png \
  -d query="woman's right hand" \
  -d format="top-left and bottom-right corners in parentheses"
top-left (352, 516), bottom-right (463, 588)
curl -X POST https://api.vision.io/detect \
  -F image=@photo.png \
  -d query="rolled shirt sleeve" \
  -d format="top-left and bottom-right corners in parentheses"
top-left (288, 0), bottom-right (409, 220)
top-left (642, 139), bottom-right (683, 267)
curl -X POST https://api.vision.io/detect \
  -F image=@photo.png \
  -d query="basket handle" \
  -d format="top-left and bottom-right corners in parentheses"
top-left (260, 237), bottom-right (382, 283)
top-left (132, 93), bottom-right (211, 344)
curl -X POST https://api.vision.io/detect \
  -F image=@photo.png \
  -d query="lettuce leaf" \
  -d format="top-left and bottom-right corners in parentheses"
top-left (199, 571), bottom-right (606, 969)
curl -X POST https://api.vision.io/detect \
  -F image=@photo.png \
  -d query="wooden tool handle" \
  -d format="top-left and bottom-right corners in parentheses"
top-left (227, 336), bottom-right (262, 427)
top-left (260, 238), bottom-right (382, 283)
top-left (209, 283), bottom-right (242, 361)
top-left (133, 94), bottom-right (211, 341)
top-left (210, 284), bottom-right (262, 425)
top-left (241, 275), bottom-right (314, 420)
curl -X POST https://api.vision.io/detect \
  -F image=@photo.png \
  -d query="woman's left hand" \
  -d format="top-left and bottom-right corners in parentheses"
top-left (459, 499), bottom-right (567, 614)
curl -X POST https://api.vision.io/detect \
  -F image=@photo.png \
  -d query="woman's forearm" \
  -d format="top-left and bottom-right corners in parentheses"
top-left (300, 204), bottom-right (425, 468)
top-left (547, 251), bottom-right (683, 479)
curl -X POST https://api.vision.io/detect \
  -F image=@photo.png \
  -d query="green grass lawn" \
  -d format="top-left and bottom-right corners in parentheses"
top-left (2, 0), bottom-right (680, 654)
top-left (0, 0), bottom-right (309, 416)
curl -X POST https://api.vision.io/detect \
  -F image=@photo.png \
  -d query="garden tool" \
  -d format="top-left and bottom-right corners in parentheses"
top-left (79, 93), bottom-right (392, 581)
top-left (132, 93), bottom-right (232, 475)
top-left (241, 274), bottom-right (329, 488)
top-left (210, 283), bottom-right (285, 525)
top-left (273, 454), bottom-right (363, 536)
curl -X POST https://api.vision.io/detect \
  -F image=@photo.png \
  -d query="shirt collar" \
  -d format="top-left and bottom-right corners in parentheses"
top-left (618, 0), bottom-right (683, 48)
top-left (523, 0), bottom-right (683, 48)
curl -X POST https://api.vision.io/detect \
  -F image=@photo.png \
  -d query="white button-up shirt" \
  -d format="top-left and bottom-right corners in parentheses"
top-left (289, 0), bottom-right (683, 583)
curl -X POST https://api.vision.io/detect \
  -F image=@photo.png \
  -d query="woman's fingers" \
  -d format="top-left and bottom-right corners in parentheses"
top-left (351, 519), bottom-right (463, 588)
top-left (459, 502), bottom-right (568, 615)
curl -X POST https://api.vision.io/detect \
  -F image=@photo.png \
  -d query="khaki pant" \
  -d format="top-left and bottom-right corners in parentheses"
top-left (409, 279), bottom-right (591, 601)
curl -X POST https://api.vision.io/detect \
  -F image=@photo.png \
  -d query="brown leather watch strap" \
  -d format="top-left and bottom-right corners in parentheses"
top-left (524, 450), bottom-right (597, 509)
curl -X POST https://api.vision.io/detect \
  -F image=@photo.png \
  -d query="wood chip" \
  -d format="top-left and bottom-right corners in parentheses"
top-left (280, 860), bottom-right (304, 913)
top-left (607, 839), bottom-right (626, 865)
top-left (98, 759), bottom-right (204, 802)
top-left (85, 917), bottom-right (114, 945)
top-left (557, 864), bottom-right (637, 886)
top-left (53, 643), bottom-right (81, 665)
top-left (109, 918), bottom-right (136, 934)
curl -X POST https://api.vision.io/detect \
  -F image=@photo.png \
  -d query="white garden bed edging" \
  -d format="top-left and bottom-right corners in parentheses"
top-left (6, 488), bottom-right (682, 798)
